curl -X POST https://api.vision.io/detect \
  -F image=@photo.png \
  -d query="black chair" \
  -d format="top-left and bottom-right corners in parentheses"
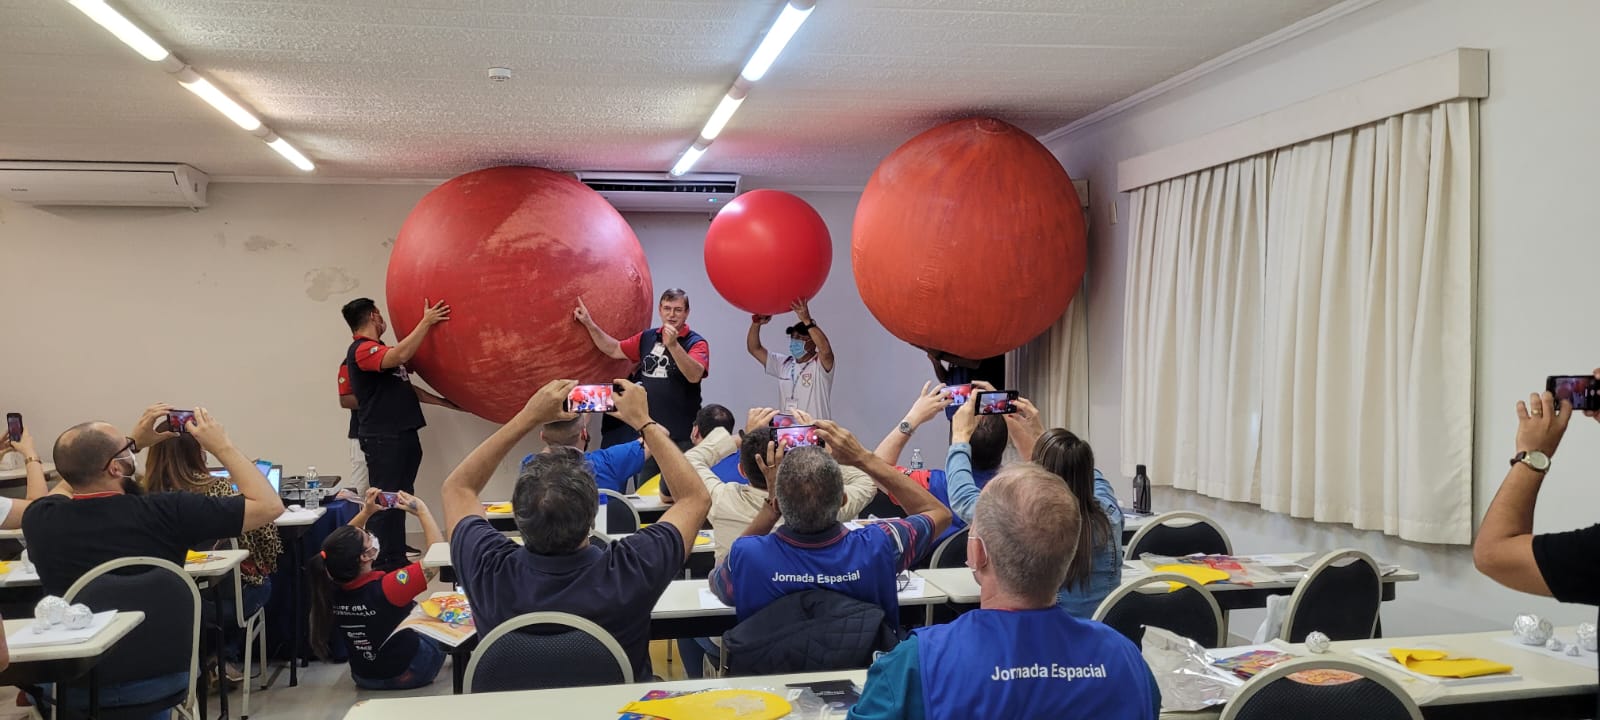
top-left (929, 528), bottom-right (969, 569)
top-left (717, 589), bottom-right (895, 677)
top-left (464, 612), bottom-right (632, 693)
top-left (1220, 657), bottom-right (1422, 720)
top-left (857, 490), bottom-right (907, 520)
top-left (598, 489), bottom-right (641, 534)
top-left (1281, 549), bottom-right (1382, 643)
top-left (64, 556), bottom-right (201, 720)
top-left (1124, 511), bottom-right (1232, 560)
top-left (1093, 573), bottom-right (1226, 648)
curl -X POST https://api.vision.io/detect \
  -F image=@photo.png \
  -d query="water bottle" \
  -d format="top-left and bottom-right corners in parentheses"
top-left (1133, 464), bottom-right (1152, 515)
top-left (305, 465), bottom-right (320, 509)
top-left (910, 449), bottom-right (925, 470)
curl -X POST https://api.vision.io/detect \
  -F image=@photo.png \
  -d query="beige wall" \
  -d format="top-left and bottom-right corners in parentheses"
top-left (0, 183), bottom-right (946, 524)
top-left (1049, 0), bottom-right (1600, 634)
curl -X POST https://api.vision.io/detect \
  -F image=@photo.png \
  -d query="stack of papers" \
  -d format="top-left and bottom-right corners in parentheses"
top-left (11, 611), bottom-right (118, 649)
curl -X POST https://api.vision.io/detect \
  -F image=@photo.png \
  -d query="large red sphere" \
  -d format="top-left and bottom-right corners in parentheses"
top-left (852, 118), bottom-right (1086, 359)
top-left (704, 190), bottom-right (833, 315)
top-left (386, 166), bottom-right (652, 423)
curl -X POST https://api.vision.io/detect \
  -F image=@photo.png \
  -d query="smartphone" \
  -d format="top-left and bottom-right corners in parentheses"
top-left (5, 413), bottom-right (20, 443)
top-left (775, 425), bottom-right (821, 449)
top-left (975, 390), bottom-right (1020, 415)
top-left (565, 384), bottom-right (617, 413)
top-left (167, 410), bottom-right (196, 434)
top-left (377, 492), bottom-right (401, 509)
top-left (770, 413), bottom-right (797, 428)
top-left (946, 384), bottom-right (974, 406)
top-left (1547, 375), bottom-right (1598, 412)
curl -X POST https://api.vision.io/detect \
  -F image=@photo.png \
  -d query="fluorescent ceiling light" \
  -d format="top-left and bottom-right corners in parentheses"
top-left (739, 2), bottom-right (813, 82)
top-left (179, 76), bottom-right (262, 131)
top-left (670, 146), bottom-right (707, 177)
top-left (67, 0), bottom-right (170, 61)
top-left (267, 138), bottom-right (315, 172)
top-left (699, 94), bottom-right (745, 140)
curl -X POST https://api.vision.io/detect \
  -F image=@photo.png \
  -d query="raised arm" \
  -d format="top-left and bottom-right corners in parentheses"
top-left (873, 381), bottom-right (951, 465)
top-left (661, 324), bottom-right (706, 384)
top-left (1475, 391), bottom-right (1571, 596)
top-left (1004, 397), bottom-right (1045, 460)
top-left (747, 315), bottom-right (771, 365)
top-left (384, 299), bottom-right (451, 369)
top-left (792, 299), bottom-right (834, 373)
top-left (396, 492), bottom-right (446, 581)
top-left (413, 385), bottom-right (461, 410)
top-left (574, 298), bottom-right (626, 361)
top-left (189, 408), bottom-right (285, 531)
top-left (817, 420), bottom-right (951, 537)
top-left (0, 430), bottom-right (48, 529)
top-left (441, 379), bottom-right (576, 538)
top-left (613, 380), bottom-right (710, 557)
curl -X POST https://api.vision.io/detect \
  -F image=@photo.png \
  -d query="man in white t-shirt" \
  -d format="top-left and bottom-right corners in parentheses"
top-left (746, 299), bottom-right (835, 418)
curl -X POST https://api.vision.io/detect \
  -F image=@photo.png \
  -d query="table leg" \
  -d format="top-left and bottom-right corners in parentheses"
top-left (215, 586), bottom-right (230, 720)
top-left (87, 667), bottom-right (97, 720)
top-left (451, 648), bottom-right (467, 695)
top-left (289, 532), bottom-right (305, 687)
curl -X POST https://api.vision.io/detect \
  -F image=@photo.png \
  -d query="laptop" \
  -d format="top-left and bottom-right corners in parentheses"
top-left (208, 460), bottom-right (282, 493)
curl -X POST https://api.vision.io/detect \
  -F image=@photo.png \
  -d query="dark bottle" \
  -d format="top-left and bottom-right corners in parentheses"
top-left (1133, 464), bottom-right (1152, 515)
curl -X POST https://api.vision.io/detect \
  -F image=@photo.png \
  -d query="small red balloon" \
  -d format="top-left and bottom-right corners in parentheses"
top-left (704, 189), bottom-right (832, 316)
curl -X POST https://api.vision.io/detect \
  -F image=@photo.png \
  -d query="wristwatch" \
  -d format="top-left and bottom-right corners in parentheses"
top-left (1510, 450), bottom-right (1551, 473)
top-left (897, 421), bottom-right (914, 436)
top-left (801, 321), bottom-right (817, 331)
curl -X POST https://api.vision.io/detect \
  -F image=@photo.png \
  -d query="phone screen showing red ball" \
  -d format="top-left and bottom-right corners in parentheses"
top-left (1548, 375), bottom-right (1597, 412)
top-left (5, 414), bottom-right (20, 443)
top-left (775, 425), bottom-right (820, 449)
top-left (566, 384), bottom-right (616, 413)
top-left (771, 413), bottom-right (797, 428)
top-left (378, 492), bottom-right (400, 509)
top-left (168, 410), bottom-right (196, 434)
top-left (975, 391), bottom-right (1018, 415)
top-left (947, 384), bottom-right (974, 406)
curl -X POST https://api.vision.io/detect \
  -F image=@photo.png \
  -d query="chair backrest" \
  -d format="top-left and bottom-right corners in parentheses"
top-left (589, 530), bottom-right (611, 546)
top-left (1220, 657), bottom-right (1423, 720)
top-left (1281, 549), bottom-right (1382, 643)
top-left (1093, 572), bottom-right (1225, 648)
top-left (464, 612), bottom-right (632, 693)
top-left (929, 527), bottom-right (970, 569)
top-left (1125, 511), bottom-right (1232, 559)
top-left (719, 588), bottom-right (893, 677)
top-left (598, 489), bottom-right (641, 533)
top-left (65, 556), bottom-right (201, 703)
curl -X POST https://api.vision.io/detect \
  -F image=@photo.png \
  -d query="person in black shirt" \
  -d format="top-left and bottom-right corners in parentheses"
top-left (575, 289), bottom-right (709, 448)
top-left (341, 297), bottom-right (459, 570)
top-left (24, 405), bottom-right (284, 714)
top-left (1475, 380), bottom-right (1600, 715)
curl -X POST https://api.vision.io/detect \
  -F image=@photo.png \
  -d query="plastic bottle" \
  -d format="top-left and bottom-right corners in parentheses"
top-left (910, 449), bottom-right (925, 470)
top-left (306, 465), bottom-right (320, 509)
top-left (1133, 464), bottom-right (1152, 515)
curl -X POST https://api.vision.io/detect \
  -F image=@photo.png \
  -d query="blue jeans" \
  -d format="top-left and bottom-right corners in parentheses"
top-left (675, 637), bottom-right (721, 679)
top-left (57, 671), bottom-right (188, 720)
top-left (352, 637), bottom-right (446, 691)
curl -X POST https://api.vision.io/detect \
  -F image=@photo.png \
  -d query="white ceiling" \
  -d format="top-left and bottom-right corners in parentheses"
top-left (0, 0), bottom-right (1344, 186)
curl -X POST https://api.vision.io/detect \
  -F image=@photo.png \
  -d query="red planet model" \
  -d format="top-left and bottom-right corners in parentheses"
top-left (704, 189), bottom-right (832, 316)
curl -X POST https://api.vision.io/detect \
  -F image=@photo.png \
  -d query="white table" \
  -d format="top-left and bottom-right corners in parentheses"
top-left (484, 494), bottom-right (666, 520)
top-left (648, 575), bottom-right (949, 640)
top-left (0, 548), bottom-right (249, 589)
top-left (273, 505), bottom-right (327, 688)
top-left (0, 462), bottom-right (54, 483)
top-left (345, 669), bottom-right (867, 720)
top-left (0, 611), bottom-right (146, 718)
top-left (274, 506), bottom-right (327, 527)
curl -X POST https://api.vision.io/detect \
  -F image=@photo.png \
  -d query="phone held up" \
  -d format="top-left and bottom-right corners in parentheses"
top-left (775, 425), bottom-right (823, 449)
top-left (167, 410), bottom-right (197, 434)
top-left (5, 413), bottom-right (21, 443)
top-left (974, 390), bottom-right (1020, 415)
top-left (1547, 375), bottom-right (1599, 413)
top-left (565, 383), bottom-right (619, 413)
top-left (377, 492), bottom-right (402, 509)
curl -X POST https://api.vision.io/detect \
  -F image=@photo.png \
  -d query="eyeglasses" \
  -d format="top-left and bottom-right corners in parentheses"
top-left (104, 438), bottom-right (136, 474)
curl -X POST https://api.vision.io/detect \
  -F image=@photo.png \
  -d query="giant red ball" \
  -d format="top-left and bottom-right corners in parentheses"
top-left (704, 189), bottom-right (833, 316)
top-left (852, 117), bottom-right (1087, 360)
top-left (386, 166), bottom-right (652, 423)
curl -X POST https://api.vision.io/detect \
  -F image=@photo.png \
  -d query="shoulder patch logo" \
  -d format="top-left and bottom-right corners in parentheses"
top-left (369, 346), bottom-right (380, 354)
top-left (395, 569), bottom-right (410, 584)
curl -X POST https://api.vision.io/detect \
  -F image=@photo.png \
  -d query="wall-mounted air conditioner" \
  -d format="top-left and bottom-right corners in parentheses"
top-left (575, 171), bottom-right (740, 213)
top-left (0, 162), bottom-right (209, 208)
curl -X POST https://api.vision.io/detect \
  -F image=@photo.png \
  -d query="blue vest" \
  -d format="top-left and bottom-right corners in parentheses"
top-left (727, 526), bottom-right (902, 622)
top-left (916, 608), bottom-right (1156, 720)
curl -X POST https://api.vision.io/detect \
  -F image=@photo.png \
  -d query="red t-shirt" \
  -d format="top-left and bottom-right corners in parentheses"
top-left (620, 325), bottom-right (710, 370)
top-left (337, 363), bottom-right (354, 396)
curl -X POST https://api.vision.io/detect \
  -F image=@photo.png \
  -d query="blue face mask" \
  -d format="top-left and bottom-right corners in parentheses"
top-left (790, 338), bottom-right (808, 358)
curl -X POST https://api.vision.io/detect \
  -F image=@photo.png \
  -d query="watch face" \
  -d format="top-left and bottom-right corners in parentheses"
top-left (1521, 451), bottom-right (1551, 471)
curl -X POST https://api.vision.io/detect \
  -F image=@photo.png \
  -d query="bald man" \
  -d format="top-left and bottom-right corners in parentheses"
top-left (849, 464), bottom-right (1160, 720)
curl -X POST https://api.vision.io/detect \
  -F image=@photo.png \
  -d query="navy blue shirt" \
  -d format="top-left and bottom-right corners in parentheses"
top-left (521, 442), bottom-right (646, 494)
top-left (450, 516), bottom-right (685, 679)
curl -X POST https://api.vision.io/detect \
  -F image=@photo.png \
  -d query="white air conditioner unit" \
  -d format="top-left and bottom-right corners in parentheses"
top-left (575, 171), bottom-right (740, 212)
top-left (0, 162), bottom-right (209, 208)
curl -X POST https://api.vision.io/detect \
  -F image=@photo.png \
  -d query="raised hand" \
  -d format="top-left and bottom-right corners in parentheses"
top-left (421, 298), bottom-right (452, 327)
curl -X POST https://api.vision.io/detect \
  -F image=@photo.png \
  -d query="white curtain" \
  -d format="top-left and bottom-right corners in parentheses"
top-left (1012, 285), bottom-right (1089, 437)
top-left (1122, 99), bottom-right (1475, 544)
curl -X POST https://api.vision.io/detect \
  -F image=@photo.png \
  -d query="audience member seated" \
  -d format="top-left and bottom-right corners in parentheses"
top-left (709, 420), bottom-right (951, 622)
top-left (0, 428), bottom-right (52, 529)
top-left (1031, 429), bottom-right (1123, 617)
top-left (849, 464), bottom-right (1160, 720)
top-left (23, 405), bottom-right (283, 711)
top-left (311, 489), bottom-right (446, 690)
top-left (520, 416), bottom-right (647, 494)
top-left (145, 434), bottom-right (284, 682)
top-left (442, 379), bottom-right (710, 680)
top-left (659, 404), bottom-right (739, 503)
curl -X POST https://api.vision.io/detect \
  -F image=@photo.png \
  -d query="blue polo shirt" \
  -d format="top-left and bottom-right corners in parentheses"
top-left (711, 453), bottom-right (744, 484)
top-left (521, 442), bottom-right (645, 493)
top-left (710, 515), bottom-right (936, 622)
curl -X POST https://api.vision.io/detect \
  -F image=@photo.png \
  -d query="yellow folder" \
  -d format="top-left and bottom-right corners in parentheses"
top-left (1390, 648), bottom-right (1513, 678)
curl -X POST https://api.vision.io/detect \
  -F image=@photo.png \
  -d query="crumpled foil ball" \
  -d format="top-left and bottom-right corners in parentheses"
top-left (1546, 637), bottom-right (1566, 652)
top-left (1513, 613), bottom-right (1554, 646)
top-left (1568, 644), bottom-right (1584, 657)
top-left (1577, 622), bottom-right (1597, 652)
top-left (63, 604), bottom-right (94, 630)
top-left (33, 596), bottom-right (68, 626)
top-left (1305, 631), bottom-right (1332, 654)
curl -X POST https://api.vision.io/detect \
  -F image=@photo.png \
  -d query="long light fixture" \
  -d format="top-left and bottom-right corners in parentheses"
top-left (669, 0), bottom-right (815, 176)
top-left (63, 0), bottom-right (314, 172)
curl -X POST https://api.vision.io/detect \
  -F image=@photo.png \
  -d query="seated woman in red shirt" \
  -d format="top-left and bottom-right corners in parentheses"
top-left (310, 489), bottom-right (445, 690)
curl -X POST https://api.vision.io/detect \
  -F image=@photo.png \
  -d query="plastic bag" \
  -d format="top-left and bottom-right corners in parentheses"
top-left (1252, 594), bottom-right (1289, 644)
top-left (1140, 627), bottom-right (1245, 711)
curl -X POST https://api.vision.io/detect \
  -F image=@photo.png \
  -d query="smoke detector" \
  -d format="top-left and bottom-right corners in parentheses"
top-left (487, 67), bottom-right (512, 82)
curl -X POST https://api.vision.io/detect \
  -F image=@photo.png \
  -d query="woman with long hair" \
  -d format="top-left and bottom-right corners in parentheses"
top-left (310, 488), bottom-right (445, 690)
top-left (144, 434), bottom-right (282, 681)
top-left (1031, 428), bottom-right (1125, 618)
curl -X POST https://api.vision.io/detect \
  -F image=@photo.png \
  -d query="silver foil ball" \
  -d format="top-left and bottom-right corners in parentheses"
top-left (34, 596), bottom-right (68, 626)
top-left (1545, 637), bottom-right (1566, 652)
top-left (1513, 613), bottom-right (1554, 646)
top-left (1577, 623), bottom-right (1597, 652)
top-left (29, 618), bottom-right (51, 635)
top-left (1305, 631), bottom-right (1332, 654)
top-left (63, 604), bottom-right (93, 630)
top-left (1568, 644), bottom-right (1584, 657)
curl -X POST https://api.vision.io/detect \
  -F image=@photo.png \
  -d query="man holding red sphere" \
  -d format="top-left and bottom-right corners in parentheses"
top-left (574, 289), bottom-right (710, 452)
top-left (747, 298), bottom-right (835, 419)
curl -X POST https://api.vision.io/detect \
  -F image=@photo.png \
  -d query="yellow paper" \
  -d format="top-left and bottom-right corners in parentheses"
top-left (0, 561), bottom-right (11, 574)
top-left (620, 689), bottom-right (791, 720)
top-left (484, 502), bottom-right (512, 514)
top-left (635, 475), bottom-right (662, 496)
top-left (185, 551), bottom-right (212, 564)
top-left (1151, 564), bottom-right (1230, 591)
top-left (694, 534), bottom-right (712, 547)
top-left (1390, 648), bottom-right (1513, 678)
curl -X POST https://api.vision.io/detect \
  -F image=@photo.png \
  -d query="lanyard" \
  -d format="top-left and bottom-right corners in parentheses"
top-left (787, 356), bottom-right (813, 402)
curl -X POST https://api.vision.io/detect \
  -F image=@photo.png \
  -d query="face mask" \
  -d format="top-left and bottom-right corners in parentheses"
top-left (790, 339), bottom-right (808, 358)
top-left (367, 536), bottom-right (381, 559)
